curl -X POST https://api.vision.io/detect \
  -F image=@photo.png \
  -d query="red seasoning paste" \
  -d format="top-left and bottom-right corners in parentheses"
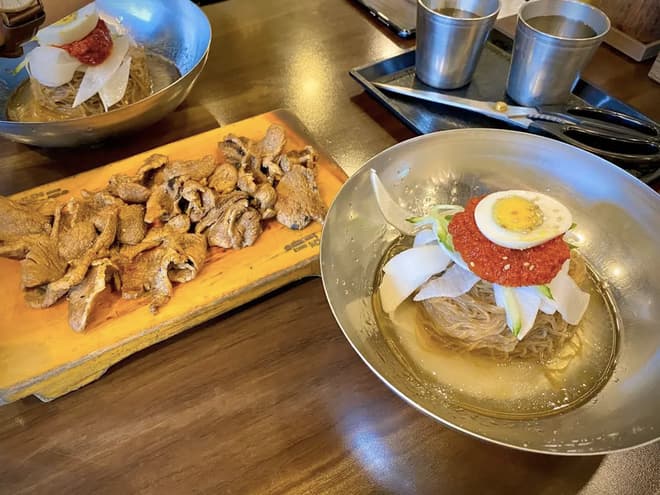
top-left (59, 19), bottom-right (113, 65)
top-left (448, 197), bottom-right (570, 287)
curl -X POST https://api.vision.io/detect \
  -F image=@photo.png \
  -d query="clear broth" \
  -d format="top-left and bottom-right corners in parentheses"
top-left (7, 51), bottom-right (180, 122)
top-left (372, 237), bottom-right (619, 419)
top-left (434, 7), bottom-right (479, 19)
top-left (526, 15), bottom-right (598, 38)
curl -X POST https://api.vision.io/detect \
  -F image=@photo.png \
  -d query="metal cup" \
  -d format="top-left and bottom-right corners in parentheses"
top-left (506, 0), bottom-right (610, 106)
top-left (416, 0), bottom-right (500, 89)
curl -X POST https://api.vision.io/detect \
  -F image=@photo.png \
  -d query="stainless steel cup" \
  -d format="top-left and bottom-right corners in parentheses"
top-left (506, 0), bottom-right (610, 106)
top-left (416, 0), bottom-right (500, 89)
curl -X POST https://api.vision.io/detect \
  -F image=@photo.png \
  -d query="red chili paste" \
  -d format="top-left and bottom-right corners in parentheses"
top-left (59, 19), bottom-right (113, 66)
top-left (448, 197), bottom-right (570, 286)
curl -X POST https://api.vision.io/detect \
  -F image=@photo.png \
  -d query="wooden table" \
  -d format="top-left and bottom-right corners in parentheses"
top-left (1, 1), bottom-right (659, 493)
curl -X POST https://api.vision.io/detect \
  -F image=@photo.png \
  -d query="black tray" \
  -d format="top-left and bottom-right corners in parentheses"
top-left (350, 30), bottom-right (659, 183)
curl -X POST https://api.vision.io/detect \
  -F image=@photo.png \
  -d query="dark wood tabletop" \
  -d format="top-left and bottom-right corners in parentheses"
top-left (1, 1), bottom-right (659, 494)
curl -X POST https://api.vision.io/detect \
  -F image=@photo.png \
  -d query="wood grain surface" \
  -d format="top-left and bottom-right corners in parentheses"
top-left (0, 110), bottom-right (346, 404)
top-left (0, 1), bottom-right (659, 494)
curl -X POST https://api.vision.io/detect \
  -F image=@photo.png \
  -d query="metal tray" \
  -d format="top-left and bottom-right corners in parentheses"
top-left (350, 30), bottom-right (659, 183)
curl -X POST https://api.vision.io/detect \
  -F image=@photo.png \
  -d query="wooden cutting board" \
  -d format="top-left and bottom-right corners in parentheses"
top-left (0, 109), bottom-right (347, 404)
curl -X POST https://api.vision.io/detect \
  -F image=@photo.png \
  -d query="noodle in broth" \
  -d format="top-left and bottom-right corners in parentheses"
top-left (373, 237), bottom-right (618, 419)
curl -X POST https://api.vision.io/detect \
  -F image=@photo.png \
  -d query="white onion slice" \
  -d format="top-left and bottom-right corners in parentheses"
top-left (73, 35), bottom-right (130, 108)
top-left (37, 3), bottom-right (99, 46)
top-left (379, 244), bottom-right (451, 313)
top-left (548, 260), bottom-right (590, 325)
top-left (99, 55), bottom-right (131, 111)
top-left (27, 46), bottom-right (81, 87)
top-left (414, 263), bottom-right (480, 301)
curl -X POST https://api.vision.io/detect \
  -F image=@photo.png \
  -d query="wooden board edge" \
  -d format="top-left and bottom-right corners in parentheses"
top-left (1, 254), bottom-right (320, 403)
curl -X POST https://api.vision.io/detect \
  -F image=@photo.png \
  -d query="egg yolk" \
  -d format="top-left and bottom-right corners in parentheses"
top-left (54, 12), bottom-right (78, 26)
top-left (493, 196), bottom-right (543, 233)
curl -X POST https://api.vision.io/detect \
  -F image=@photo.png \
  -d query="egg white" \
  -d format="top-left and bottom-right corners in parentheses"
top-left (474, 190), bottom-right (572, 250)
top-left (36, 3), bottom-right (99, 46)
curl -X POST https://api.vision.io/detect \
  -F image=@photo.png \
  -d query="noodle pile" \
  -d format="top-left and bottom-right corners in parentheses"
top-left (9, 46), bottom-right (152, 122)
top-left (417, 253), bottom-right (587, 362)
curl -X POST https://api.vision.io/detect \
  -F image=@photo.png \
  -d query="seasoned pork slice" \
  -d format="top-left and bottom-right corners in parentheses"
top-left (207, 199), bottom-right (261, 249)
top-left (68, 258), bottom-right (118, 332)
top-left (144, 178), bottom-right (183, 224)
top-left (237, 208), bottom-right (262, 247)
top-left (25, 207), bottom-right (118, 309)
top-left (275, 164), bottom-right (326, 230)
top-left (253, 183), bottom-right (277, 219)
top-left (163, 155), bottom-right (216, 182)
top-left (136, 153), bottom-right (168, 186)
top-left (208, 163), bottom-right (238, 194)
top-left (20, 235), bottom-right (67, 289)
top-left (259, 125), bottom-right (286, 181)
top-left (279, 146), bottom-right (317, 173)
top-left (117, 204), bottom-right (147, 245)
top-left (0, 196), bottom-right (51, 241)
top-left (107, 174), bottom-right (151, 203)
top-left (167, 233), bottom-right (207, 283)
top-left (195, 191), bottom-right (249, 234)
top-left (180, 180), bottom-right (217, 223)
top-left (58, 221), bottom-right (97, 261)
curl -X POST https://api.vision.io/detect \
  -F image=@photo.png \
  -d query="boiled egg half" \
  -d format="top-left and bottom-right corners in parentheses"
top-left (474, 190), bottom-right (572, 249)
top-left (36, 3), bottom-right (98, 46)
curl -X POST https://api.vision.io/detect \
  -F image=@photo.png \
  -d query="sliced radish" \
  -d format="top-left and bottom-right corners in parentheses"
top-left (413, 229), bottom-right (438, 247)
top-left (414, 262), bottom-right (481, 301)
top-left (37, 3), bottom-right (99, 46)
top-left (548, 260), bottom-right (590, 325)
top-left (99, 55), bottom-right (131, 110)
top-left (27, 46), bottom-right (81, 87)
top-left (379, 244), bottom-right (451, 313)
top-left (73, 35), bottom-right (129, 108)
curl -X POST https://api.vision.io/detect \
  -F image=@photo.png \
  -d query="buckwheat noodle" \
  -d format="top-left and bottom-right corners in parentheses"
top-left (9, 46), bottom-right (152, 122)
top-left (416, 253), bottom-right (587, 363)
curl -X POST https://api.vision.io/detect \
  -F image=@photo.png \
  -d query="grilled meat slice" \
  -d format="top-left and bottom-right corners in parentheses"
top-left (279, 146), bottom-right (317, 173)
top-left (0, 196), bottom-right (51, 241)
top-left (20, 235), bottom-right (67, 289)
top-left (208, 162), bottom-right (238, 194)
top-left (107, 174), bottom-right (151, 203)
top-left (136, 153), bottom-right (168, 187)
top-left (163, 155), bottom-right (216, 182)
top-left (68, 258), bottom-right (118, 332)
top-left (275, 164), bottom-right (326, 230)
top-left (253, 183), bottom-right (277, 219)
top-left (117, 204), bottom-right (147, 245)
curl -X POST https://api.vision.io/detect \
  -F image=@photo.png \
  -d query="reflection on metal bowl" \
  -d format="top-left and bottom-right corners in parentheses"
top-left (320, 129), bottom-right (660, 455)
top-left (0, 0), bottom-right (211, 147)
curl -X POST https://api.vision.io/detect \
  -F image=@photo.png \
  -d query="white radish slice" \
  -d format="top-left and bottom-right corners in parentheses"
top-left (73, 35), bottom-right (129, 108)
top-left (512, 286), bottom-right (542, 340)
top-left (27, 46), bottom-right (81, 87)
top-left (493, 284), bottom-right (541, 340)
top-left (379, 245), bottom-right (451, 314)
top-left (37, 3), bottom-right (99, 46)
top-left (99, 55), bottom-right (131, 110)
top-left (414, 263), bottom-right (481, 301)
top-left (548, 260), bottom-right (590, 325)
top-left (413, 229), bottom-right (438, 247)
top-left (370, 169), bottom-right (418, 236)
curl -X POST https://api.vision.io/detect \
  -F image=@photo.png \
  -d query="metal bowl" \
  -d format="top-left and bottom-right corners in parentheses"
top-left (0, 0), bottom-right (210, 147)
top-left (320, 129), bottom-right (660, 455)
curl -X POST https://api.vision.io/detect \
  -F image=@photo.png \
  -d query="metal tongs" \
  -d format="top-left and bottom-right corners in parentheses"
top-left (373, 82), bottom-right (660, 165)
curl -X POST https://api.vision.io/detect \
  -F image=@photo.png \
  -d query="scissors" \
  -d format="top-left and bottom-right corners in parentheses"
top-left (373, 82), bottom-right (660, 166)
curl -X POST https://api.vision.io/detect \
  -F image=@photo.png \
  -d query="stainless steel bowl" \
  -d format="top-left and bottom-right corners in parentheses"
top-left (320, 129), bottom-right (660, 455)
top-left (0, 0), bottom-right (211, 147)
